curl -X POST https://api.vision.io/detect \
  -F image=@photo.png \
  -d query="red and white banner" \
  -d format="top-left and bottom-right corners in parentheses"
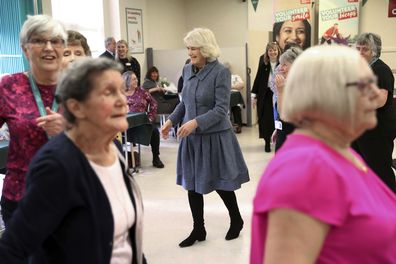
top-left (389, 0), bottom-right (396, 17)
top-left (273, 0), bottom-right (313, 50)
top-left (318, 0), bottom-right (360, 46)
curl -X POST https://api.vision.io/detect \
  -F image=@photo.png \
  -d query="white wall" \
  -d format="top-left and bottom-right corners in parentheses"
top-left (145, 0), bottom-right (186, 50)
top-left (184, 0), bottom-right (248, 47)
top-left (360, 1), bottom-right (396, 69)
top-left (103, 0), bottom-right (120, 41)
top-left (41, 0), bottom-right (52, 15)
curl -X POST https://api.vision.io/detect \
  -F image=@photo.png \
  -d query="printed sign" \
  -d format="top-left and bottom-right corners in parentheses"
top-left (389, 0), bottom-right (396, 17)
top-left (126, 8), bottom-right (144, 53)
top-left (273, 0), bottom-right (313, 50)
top-left (318, 0), bottom-right (360, 46)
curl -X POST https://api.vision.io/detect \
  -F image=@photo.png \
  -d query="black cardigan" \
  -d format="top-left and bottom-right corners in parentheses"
top-left (0, 133), bottom-right (144, 264)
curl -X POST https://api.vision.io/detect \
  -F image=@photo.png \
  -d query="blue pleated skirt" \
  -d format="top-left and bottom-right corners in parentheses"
top-left (176, 129), bottom-right (249, 194)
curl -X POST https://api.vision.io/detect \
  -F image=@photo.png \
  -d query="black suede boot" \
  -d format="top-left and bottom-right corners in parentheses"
top-left (179, 225), bottom-right (207, 248)
top-left (179, 191), bottom-right (206, 247)
top-left (152, 155), bottom-right (164, 168)
top-left (216, 190), bottom-right (244, 240)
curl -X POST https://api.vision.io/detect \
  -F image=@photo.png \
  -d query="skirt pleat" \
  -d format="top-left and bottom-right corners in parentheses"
top-left (176, 129), bottom-right (249, 194)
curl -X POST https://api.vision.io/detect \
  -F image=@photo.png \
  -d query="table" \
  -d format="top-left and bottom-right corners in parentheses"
top-left (0, 140), bottom-right (9, 171)
top-left (230, 90), bottom-right (245, 108)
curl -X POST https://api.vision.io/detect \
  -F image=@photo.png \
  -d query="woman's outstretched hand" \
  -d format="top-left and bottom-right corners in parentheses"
top-left (160, 119), bottom-right (173, 139)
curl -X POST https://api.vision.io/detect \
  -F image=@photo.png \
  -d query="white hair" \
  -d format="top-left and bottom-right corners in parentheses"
top-left (282, 45), bottom-right (368, 130)
top-left (183, 28), bottom-right (220, 62)
top-left (19, 14), bottom-right (67, 46)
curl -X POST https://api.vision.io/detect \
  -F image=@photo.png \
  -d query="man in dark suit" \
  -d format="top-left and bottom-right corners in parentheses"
top-left (99, 37), bottom-right (116, 59)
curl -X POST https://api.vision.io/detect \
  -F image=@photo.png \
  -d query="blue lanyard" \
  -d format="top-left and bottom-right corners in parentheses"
top-left (28, 73), bottom-right (58, 117)
top-left (28, 73), bottom-right (59, 139)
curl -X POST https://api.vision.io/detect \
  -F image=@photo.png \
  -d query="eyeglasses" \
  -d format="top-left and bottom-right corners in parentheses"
top-left (28, 37), bottom-right (65, 48)
top-left (346, 76), bottom-right (377, 95)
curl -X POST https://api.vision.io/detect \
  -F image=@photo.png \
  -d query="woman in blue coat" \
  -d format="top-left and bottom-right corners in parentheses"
top-left (161, 28), bottom-right (249, 247)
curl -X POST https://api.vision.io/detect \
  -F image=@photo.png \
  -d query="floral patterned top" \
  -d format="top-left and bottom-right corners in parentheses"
top-left (0, 72), bottom-right (56, 201)
top-left (126, 87), bottom-right (157, 122)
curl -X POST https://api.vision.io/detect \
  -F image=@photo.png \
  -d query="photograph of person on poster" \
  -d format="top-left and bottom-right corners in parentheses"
top-left (273, 19), bottom-right (311, 51)
top-left (320, 23), bottom-right (349, 45)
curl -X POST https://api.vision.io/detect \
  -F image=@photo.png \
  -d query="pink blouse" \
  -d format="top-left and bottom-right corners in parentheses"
top-left (126, 87), bottom-right (157, 122)
top-left (0, 73), bottom-right (56, 201)
top-left (251, 134), bottom-right (396, 264)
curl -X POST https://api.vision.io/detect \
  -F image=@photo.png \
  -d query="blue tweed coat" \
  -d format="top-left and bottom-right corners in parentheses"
top-left (169, 60), bottom-right (249, 194)
top-left (169, 60), bottom-right (232, 133)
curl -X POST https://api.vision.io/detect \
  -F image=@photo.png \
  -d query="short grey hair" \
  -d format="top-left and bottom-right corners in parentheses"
top-left (356, 32), bottom-right (382, 58)
top-left (56, 58), bottom-right (123, 124)
top-left (20, 15), bottom-right (67, 46)
top-left (282, 45), bottom-right (367, 130)
top-left (105, 37), bottom-right (115, 47)
top-left (184, 28), bottom-right (220, 62)
top-left (279, 46), bottom-right (303, 65)
top-left (122, 71), bottom-right (136, 91)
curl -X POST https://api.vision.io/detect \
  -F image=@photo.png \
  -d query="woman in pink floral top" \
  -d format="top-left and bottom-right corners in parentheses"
top-left (122, 71), bottom-right (164, 168)
top-left (0, 15), bottom-right (67, 225)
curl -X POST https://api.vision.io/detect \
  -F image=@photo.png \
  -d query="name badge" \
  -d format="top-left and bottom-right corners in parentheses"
top-left (126, 63), bottom-right (131, 66)
top-left (275, 120), bottom-right (282, 130)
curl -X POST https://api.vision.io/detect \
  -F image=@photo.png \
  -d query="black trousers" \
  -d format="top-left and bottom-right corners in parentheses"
top-left (127, 124), bottom-right (160, 158)
top-left (0, 196), bottom-right (18, 226)
top-left (150, 126), bottom-right (160, 157)
top-left (352, 133), bottom-right (396, 193)
top-left (320, 37), bottom-right (331, 45)
top-left (231, 106), bottom-right (242, 127)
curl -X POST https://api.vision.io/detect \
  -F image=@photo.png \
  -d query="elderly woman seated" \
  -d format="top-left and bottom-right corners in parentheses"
top-left (250, 45), bottom-right (396, 263)
top-left (142, 66), bottom-right (179, 115)
top-left (123, 71), bottom-right (164, 168)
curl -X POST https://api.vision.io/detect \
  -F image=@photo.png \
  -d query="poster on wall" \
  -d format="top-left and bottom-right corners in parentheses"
top-left (126, 8), bottom-right (144, 54)
top-left (318, 0), bottom-right (360, 46)
top-left (273, 0), bottom-right (313, 51)
top-left (389, 0), bottom-right (396, 17)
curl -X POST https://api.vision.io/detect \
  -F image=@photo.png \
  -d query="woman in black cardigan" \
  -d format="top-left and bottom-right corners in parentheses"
top-left (0, 58), bottom-right (145, 264)
top-left (251, 42), bottom-right (281, 152)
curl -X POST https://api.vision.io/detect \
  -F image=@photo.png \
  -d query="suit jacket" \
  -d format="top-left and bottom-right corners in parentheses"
top-left (169, 60), bottom-right (232, 134)
top-left (99, 50), bottom-right (115, 60)
top-left (0, 133), bottom-right (145, 264)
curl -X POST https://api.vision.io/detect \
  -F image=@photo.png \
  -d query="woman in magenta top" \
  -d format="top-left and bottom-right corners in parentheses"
top-left (0, 15), bottom-right (67, 225)
top-left (122, 71), bottom-right (164, 168)
top-left (250, 45), bottom-right (396, 264)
